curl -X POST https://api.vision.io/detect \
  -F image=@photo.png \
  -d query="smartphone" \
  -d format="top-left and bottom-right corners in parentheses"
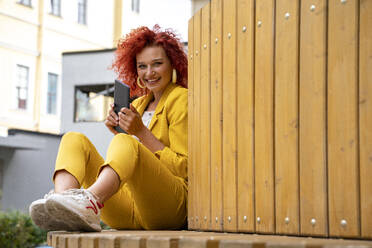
top-left (114, 80), bottom-right (130, 133)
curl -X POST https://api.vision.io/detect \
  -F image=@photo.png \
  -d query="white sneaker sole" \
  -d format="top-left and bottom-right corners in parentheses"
top-left (29, 200), bottom-right (73, 231)
top-left (45, 197), bottom-right (101, 232)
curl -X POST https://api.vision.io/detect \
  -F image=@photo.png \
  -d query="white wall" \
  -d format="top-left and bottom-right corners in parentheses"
top-left (122, 0), bottom-right (192, 42)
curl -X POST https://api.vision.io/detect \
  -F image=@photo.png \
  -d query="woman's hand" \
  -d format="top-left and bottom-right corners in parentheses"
top-left (104, 103), bottom-right (119, 135)
top-left (118, 104), bottom-right (146, 136)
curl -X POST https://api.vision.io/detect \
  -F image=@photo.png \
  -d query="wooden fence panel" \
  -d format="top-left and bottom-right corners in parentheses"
top-left (210, 0), bottom-right (223, 231)
top-left (237, 0), bottom-right (255, 232)
top-left (360, 0), bottom-right (372, 239)
top-left (328, 0), bottom-right (359, 238)
top-left (222, 0), bottom-right (238, 232)
top-left (193, 10), bottom-right (202, 230)
top-left (274, 0), bottom-right (299, 235)
top-left (188, 0), bottom-right (371, 240)
top-left (254, 0), bottom-right (275, 234)
top-left (188, 16), bottom-right (195, 230)
top-left (200, 2), bottom-right (211, 230)
top-left (299, 0), bottom-right (328, 237)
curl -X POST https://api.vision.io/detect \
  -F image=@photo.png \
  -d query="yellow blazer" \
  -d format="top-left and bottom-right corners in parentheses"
top-left (131, 83), bottom-right (188, 182)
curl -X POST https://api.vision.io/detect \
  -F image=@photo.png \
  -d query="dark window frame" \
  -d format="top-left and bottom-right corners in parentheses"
top-left (77, 0), bottom-right (87, 25)
top-left (47, 73), bottom-right (58, 115)
top-left (131, 0), bottom-right (140, 13)
top-left (50, 0), bottom-right (61, 16)
top-left (17, 0), bottom-right (32, 7)
top-left (15, 64), bottom-right (29, 110)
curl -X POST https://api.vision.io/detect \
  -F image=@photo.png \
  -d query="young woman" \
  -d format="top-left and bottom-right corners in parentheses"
top-left (29, 25), bottom-right (188, 231)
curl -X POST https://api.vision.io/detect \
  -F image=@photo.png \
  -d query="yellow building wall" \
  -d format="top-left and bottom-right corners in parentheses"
top-left (0, 0), bottom-right (117, 134)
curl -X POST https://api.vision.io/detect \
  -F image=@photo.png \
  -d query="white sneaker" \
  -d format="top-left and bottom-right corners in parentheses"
top-left (45, 189), bottom-right (103, 232)
top-left (29, 191), bottom-right (73, 231)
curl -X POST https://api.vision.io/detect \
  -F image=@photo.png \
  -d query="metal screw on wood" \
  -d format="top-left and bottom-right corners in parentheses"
top-left (215, 38), bottom-right (218, 44)
top-left (285, 217), bottom-right (290, 224)
top-left (204, 216), bottom-right (207, 221)
top-left (196, 216), bottom-right (199, 222)
top-left (195, 50), bottom-right (199, 56)
top-left (257, 21), bottom-right (262, 27)
top-left (243, 216), bottom-right (247, 222)
top-left (285, 12), bottom-right (290, 20)
top-left (228, 216), bottom-right (232, 222)
top-left (311, 218), bottom-right (316, 226)
top-left (256, 217), bottom-right (261, 223)
top-left (242, 26), bottom-right (247, 32)
top-left (341, 219), bottom-right (347, 227)
top-left (203, 44), bottom-right (207, 49)
top-left (341, 0), bottom-right (347, 4)
top-left (215, 217), bottom-right (218, 223)
top-left (228, 33), bottom-right (232, 39)
top-left (310, 5), bottom-right (316, 11)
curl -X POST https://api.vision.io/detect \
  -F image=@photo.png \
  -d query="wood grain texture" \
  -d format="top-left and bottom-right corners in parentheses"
top-left (193, 9), bottom-right (202, 230)
top-left (359, 0), bottom-right (372, 239)
top-left (188, 16), bottom-right (195, 230)
top-left (222, 0), bottom-right (238, 232)
top-left (274, 0), bottom-right (299, 235)
top-left (200, 2), bottom-right (211, 230)
top-left (299, 0), bottom-right (328, 237)
top-left (254, 0), bottom-right (275, 234)
top-left (328, 0), bottom-right (360, 237)
top-left (210, 0), bottom-right (224, 231)
top-left (236, 0), bottom-right (255, 232)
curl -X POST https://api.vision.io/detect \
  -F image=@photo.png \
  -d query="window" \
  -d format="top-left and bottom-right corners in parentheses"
top-left (18, 0), bottom-right (32, 7)
top-left (131, 0), bottom-right (140, 13)
top-left (15, 65), bottom-right (29, 110)
top-left (47, 73), bottom-right (58, 115)
top-left (74, 84), bottom-right (115, 122)
top-left (77, 0), bottom-right (87, 25)
top-left (50, 0), bottom-right (61, 16)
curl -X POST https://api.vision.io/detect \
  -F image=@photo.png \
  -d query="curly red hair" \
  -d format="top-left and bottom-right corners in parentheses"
top-left (111, 25), bottom-right (188, 97)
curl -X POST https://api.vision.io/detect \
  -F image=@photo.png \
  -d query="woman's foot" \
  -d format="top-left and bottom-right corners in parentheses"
top-left (45, 189), bottom-right (103, 232)
top-left (29, 191), bottom-right (73, 231)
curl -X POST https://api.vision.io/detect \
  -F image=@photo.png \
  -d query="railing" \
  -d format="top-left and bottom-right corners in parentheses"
top-left (187, 0), bottom-right (372, 239)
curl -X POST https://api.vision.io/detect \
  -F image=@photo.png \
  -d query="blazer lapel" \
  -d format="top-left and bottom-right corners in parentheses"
top-left (148, 83), bottom-right (176, 131)
top-left (136, 93), bottom-right (153, 116)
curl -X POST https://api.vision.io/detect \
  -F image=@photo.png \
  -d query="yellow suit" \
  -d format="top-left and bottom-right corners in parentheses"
top-left (54, 83), bottom-right (188, 229)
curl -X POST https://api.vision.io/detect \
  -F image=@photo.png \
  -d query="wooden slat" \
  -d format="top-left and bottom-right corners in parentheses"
top-left (328, 0), bottom-right (359, 237)
top-left (188, 16), bottom-right (195, 230)
top-left (210, 0), bottom-right (224, 231)
top-left (274, 0), bottom-right (300, 235)
top-left (255, 0), bottom-right (275, 234)
top-left (299, 0), bottom-right (328, 237)
top-left (200, 2), bottom-right (211, 230)
top-left (360, 0), bottom-right (372, 239)
top-left (193, 9), bottom-right (202, 230)
top-left (236, 0), bottom-right (255, 232)
top-left (222, 0), bottom-right (237, 232)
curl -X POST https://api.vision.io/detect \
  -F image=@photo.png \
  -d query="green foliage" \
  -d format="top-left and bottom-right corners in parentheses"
top-left (0, 210), bottom-right (47, 248)
top-left (100, 220), bottom-right (111, 230)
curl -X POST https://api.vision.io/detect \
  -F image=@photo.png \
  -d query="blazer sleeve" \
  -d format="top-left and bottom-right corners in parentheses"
top-left (154, 90), bottom-right (188, 180)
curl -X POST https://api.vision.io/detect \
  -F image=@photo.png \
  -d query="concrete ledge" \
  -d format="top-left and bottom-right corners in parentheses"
top-left (47, 230), bottom-right (372, 248)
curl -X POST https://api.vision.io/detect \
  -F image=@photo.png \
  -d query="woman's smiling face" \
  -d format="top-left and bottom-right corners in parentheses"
top-left (136, 45), bottom-right (173, 97)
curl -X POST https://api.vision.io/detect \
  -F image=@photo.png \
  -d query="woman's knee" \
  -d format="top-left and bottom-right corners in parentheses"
top-left (62, 131), bottom-right (88, 143)
top-left (108, 134), bottom-right (138, 154)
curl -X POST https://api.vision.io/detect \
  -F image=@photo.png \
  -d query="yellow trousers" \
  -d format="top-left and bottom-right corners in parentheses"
top-left (54, 132), bottom-right (187, 230)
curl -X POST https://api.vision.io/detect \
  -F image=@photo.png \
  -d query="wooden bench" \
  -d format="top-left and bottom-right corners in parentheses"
top-left (48, 230), bottom-right (372, 248)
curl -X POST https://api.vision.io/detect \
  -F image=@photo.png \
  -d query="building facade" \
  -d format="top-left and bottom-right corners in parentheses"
top-left (0, 0), bottom-right (120, 134)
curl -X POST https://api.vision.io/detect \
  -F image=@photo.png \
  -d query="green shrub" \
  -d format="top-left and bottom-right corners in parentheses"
top-left (0, 210), bottom-right (47, 248)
